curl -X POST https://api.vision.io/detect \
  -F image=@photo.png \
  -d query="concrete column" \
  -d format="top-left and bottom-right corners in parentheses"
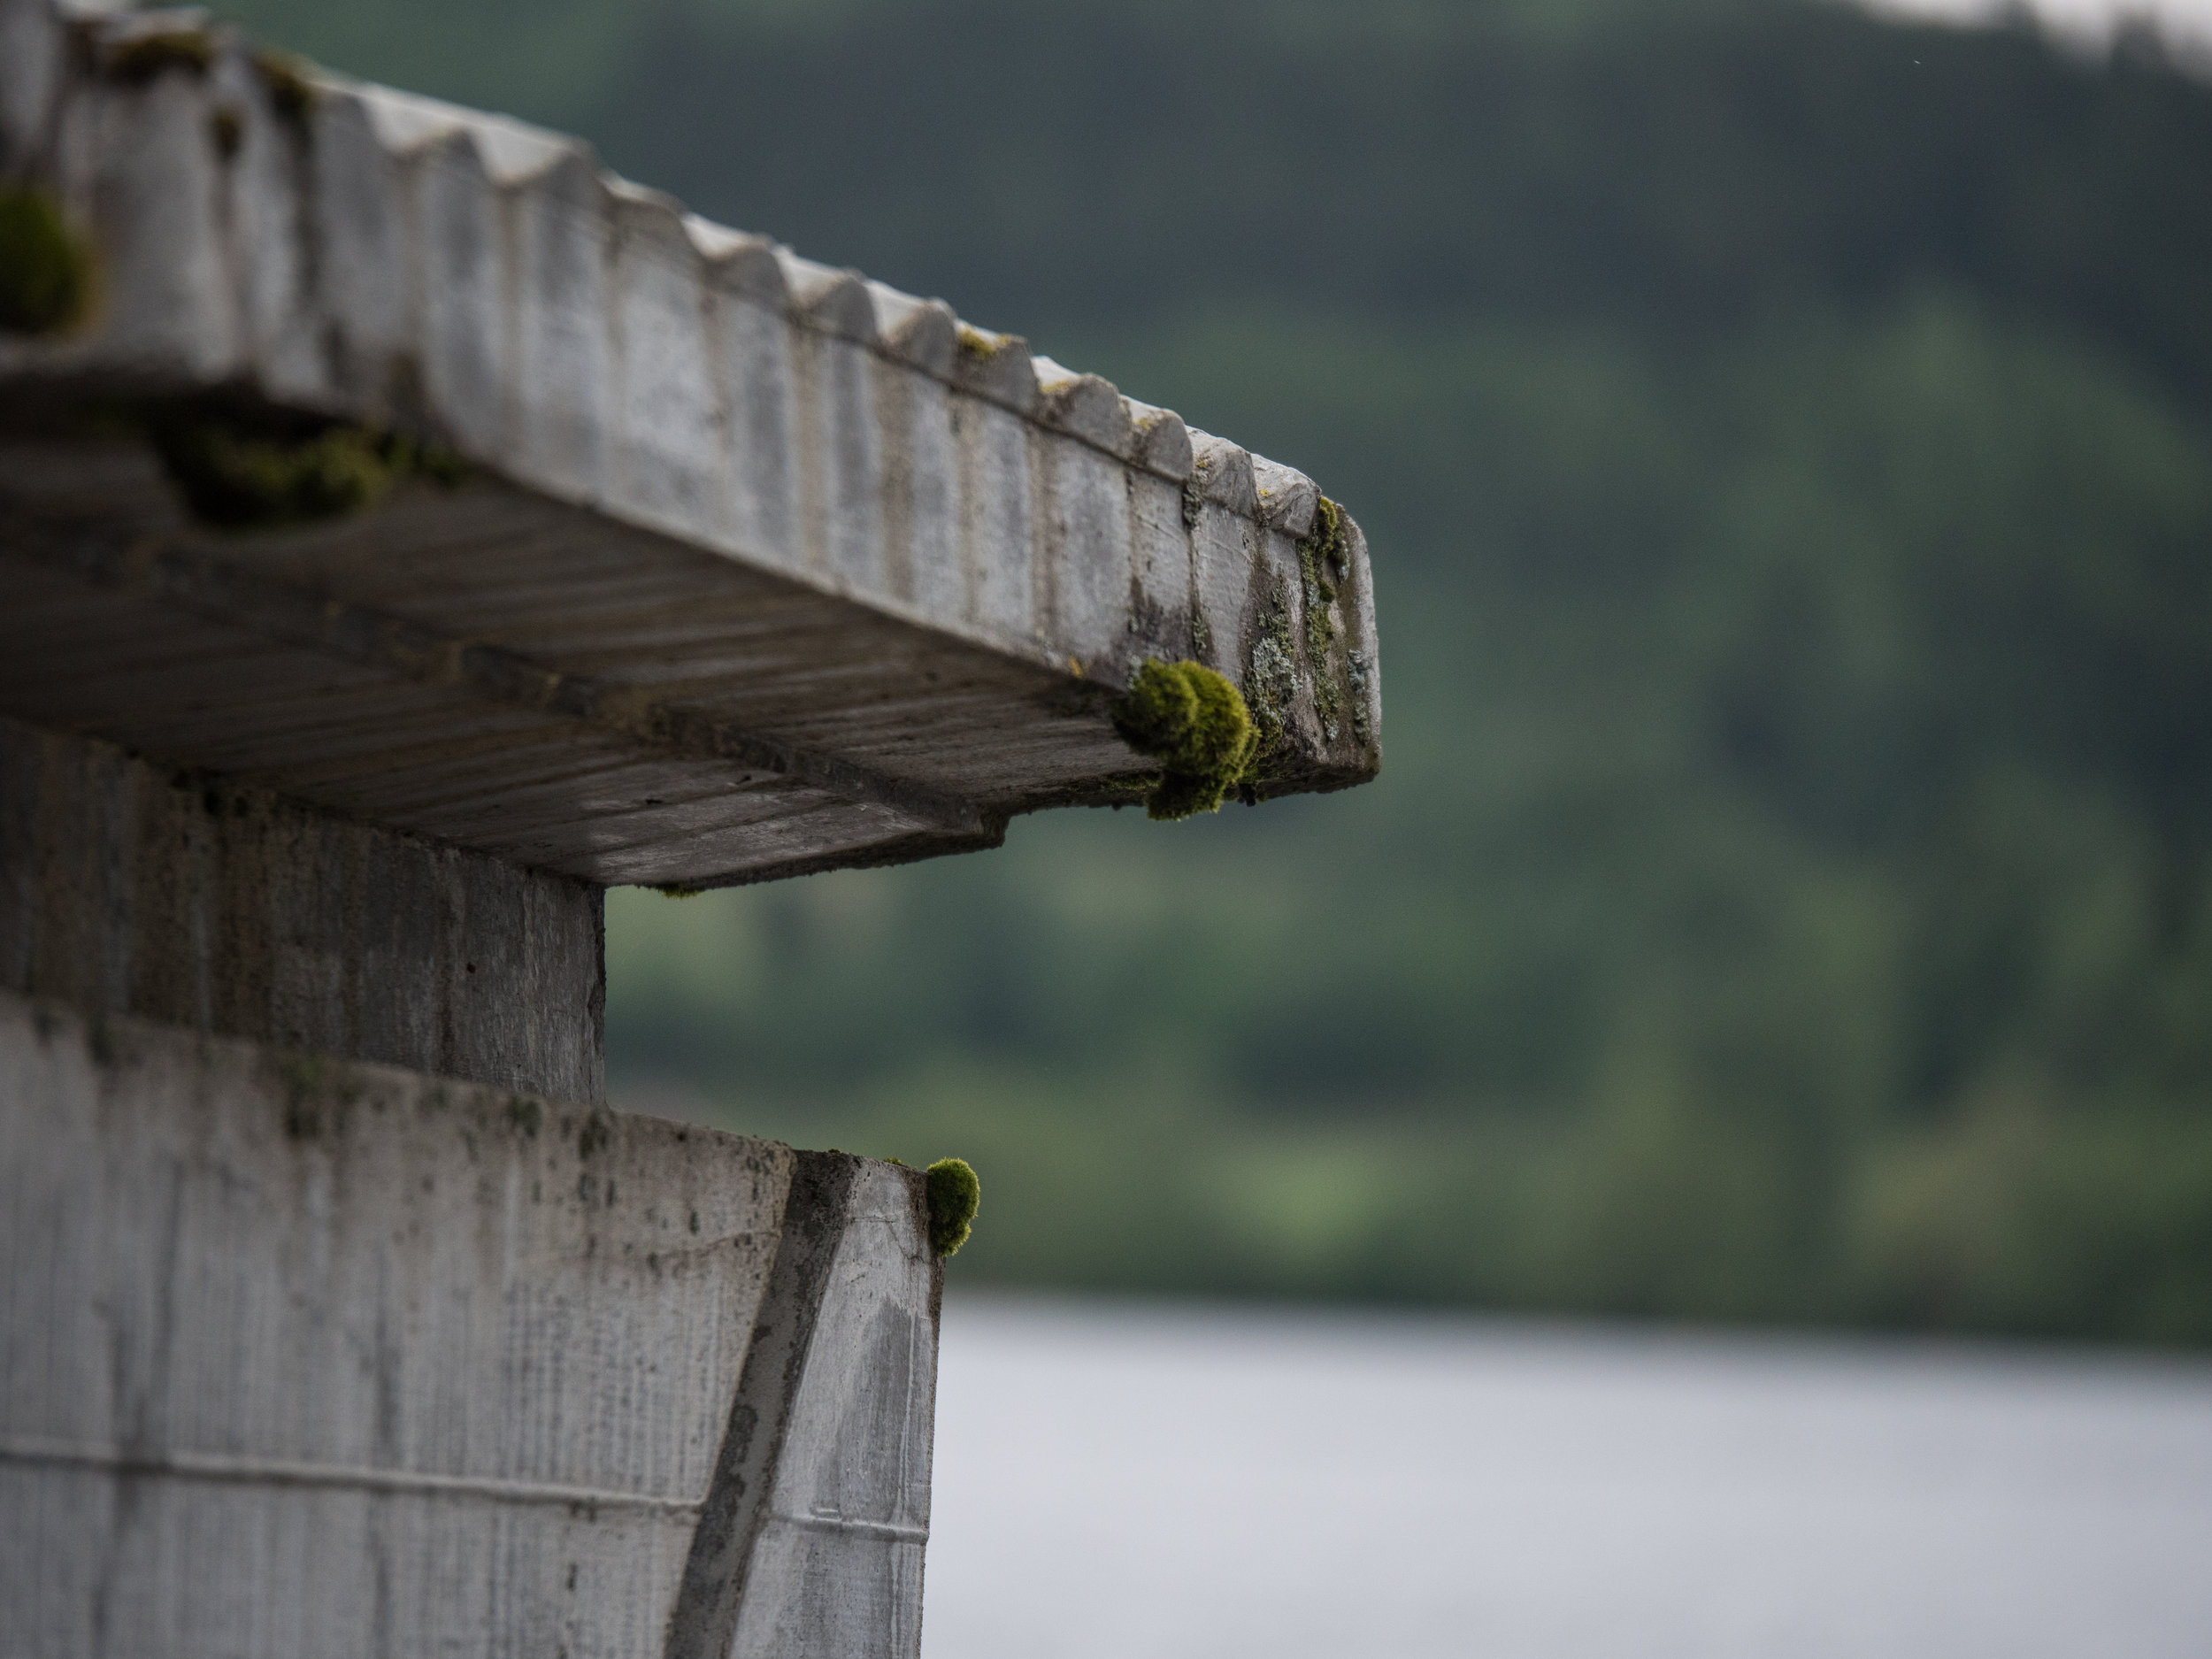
top-left (0, 714), bottom-right (605, 1102)
top-left (0, 720), bottom-right (941, 1658)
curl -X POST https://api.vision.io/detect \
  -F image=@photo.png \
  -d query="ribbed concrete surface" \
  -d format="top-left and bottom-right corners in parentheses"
top-left (0, 0), bottom-right (1381, 887)
top-left (0, 713), bottom-right (606, 1101)
top-left (0, 987), bottom-right (941, 1659)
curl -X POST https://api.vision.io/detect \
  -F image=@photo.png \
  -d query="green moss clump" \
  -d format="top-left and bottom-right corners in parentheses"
top-left (0, 188), bottom-right (96, 337)
top-left (153, 421), bottom-right (391, 526)
top-left (926, 1156), bottom-right (981, 1257)
top-left (1110, 657), bottom-right (1258, 820)
top-left (1306, 495), bottom-right (1348, 572)
top-left (149, 413), bottom-right (464, 529)
top-left (1114, 656), bottom-right (1200, 748)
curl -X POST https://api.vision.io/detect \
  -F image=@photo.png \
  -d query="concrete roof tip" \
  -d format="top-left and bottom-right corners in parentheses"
top-left (0, 0), bottom-right (1380, 889)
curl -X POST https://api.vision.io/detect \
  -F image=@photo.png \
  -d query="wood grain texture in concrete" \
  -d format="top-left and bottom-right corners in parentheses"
top-left (0, 987), bottom-right (941, 1658)
top-left (0, 714), bottom-right (605, 1102)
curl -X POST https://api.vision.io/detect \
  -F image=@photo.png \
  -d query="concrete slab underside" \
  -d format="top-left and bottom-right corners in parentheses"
top-left (0, 988), bottom-right (940, 1659)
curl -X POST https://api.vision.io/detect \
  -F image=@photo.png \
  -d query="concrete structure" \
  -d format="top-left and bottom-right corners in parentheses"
top-left (3, 987), bottom-right (937, 1659)
top-left (0, 0), bottom-right (1379, 887)
top-left (0, 1), bottom-right (1383, 1654)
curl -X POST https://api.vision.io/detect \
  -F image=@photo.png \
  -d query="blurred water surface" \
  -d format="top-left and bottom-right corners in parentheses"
top-left (920, 1295), bottom-right (2212, 1659)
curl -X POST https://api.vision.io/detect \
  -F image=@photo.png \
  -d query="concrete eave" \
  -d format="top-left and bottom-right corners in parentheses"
top-left (0, 0), bottom-right (1381, 888)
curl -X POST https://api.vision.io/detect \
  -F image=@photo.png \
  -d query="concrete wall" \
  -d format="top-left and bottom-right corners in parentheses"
top-left (0, 987), bottom-right (941, 1658)
top-left (0, 713), bottom-right (604, 1103)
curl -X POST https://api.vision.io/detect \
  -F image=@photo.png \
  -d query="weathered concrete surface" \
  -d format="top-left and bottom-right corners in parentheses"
top-left (729, 1160), bottom-right (937, 1656)
top-left (0, 713), bottom-right (605, 1102)
top-left (0, 3), bottom-right (1382, 1649)
top-left (0, 0), bottom-right (1381, 888)
top-left (0, 987), bottom-right (941, 1658)
top-left (666, 1158), bottom-right (938, 1659)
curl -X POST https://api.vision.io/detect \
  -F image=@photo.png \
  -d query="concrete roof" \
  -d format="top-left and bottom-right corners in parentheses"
top-left (0, 0), bottom-right (1380, 888)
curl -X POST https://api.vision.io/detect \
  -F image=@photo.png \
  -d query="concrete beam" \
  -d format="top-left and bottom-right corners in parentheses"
top-left (0, 0), bottom-right (1382, 889)
top-left (0, 987), bottom-right (939, 1658)
top-left (0, 712), bottom-right (604, 1102)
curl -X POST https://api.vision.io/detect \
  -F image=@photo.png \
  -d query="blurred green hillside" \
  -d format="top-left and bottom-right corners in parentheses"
top-left (224, 0), bottom-right (2212, 1342)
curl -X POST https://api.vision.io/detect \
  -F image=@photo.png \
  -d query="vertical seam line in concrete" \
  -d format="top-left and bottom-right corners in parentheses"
top-left (662, 1149), bottom-right (857, 1659)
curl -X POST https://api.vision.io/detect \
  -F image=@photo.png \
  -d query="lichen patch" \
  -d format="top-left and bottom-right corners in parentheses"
top-left (1297, 496), bottom-right (1351, 741)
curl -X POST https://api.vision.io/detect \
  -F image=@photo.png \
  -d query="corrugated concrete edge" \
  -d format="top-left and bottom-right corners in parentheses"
top-left (0, 0), bottom-right (1380, 788)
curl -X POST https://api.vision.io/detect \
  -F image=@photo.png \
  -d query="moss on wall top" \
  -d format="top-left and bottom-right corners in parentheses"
top-left (926, 1156), bottom-right (981, 1256)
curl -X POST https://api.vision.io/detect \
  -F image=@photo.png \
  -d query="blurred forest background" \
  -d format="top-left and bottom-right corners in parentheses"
top-left (222, 0), bottom-right (2212, 1344)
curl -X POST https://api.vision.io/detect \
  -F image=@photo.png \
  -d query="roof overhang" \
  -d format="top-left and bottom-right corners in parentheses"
top-left (0, 0), bottom-right (1380, 887)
